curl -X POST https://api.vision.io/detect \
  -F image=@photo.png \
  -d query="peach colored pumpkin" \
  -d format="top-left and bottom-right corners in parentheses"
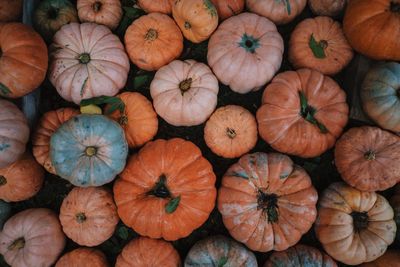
top-left (0, 0), bottom-right (22, 22)
top-left (49, 22), bottom-right (130, 104)
top-left (211, 0), bottom-right (245, 20)
top-left (308, 0), bottom-right (347, 17)
top-left (138, 0), bottom-right (174, 14)
top-left (208, 12), bottom-right (284, 94)
top-left (56, 248), bottom-right (109, 267)
top-left (360, 250), bottom-right (400, 267)
top-left (150, 60), bottom-right (218, 126)
top-left (77, 0), bottom-right (122, 30)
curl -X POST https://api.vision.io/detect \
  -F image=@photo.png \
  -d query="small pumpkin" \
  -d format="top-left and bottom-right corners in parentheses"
top-left (49, 22), bottom-right (130, 104)
top-left (390, 185), bottom-right (400, 244)
top-left (256, 69), bottom-right (349, 158)
top-left (315, 182), bottom-right (396, 265)
top-left (204, 105), bottom-right (258, 158)
top-left (360, 250), bottom-right (400, 267)
top-left (77, 0), bottom-right (122, 30)
top-left (0, 23), bottom-right (48, 98)
top-left (172, 0), bottom-right (218, 43)
top-left (185, 235), bottom-right (257, 267)
top-left (138, 0), bottom-right (174, 14)
top-left (56, 248), bottom-right (108, 267)
top-left (114, 138), bottom-right (217, 241)
top-left (124, 13), bottom-right (183, 71)
top-left (150, 60), bottom-right (218, 126)
top-left (116, 237), bottom-right (181, 267)
top-left (50, 114), bottom-right (128, 187)
top-left (308, 0), bottom-right (347, 17)
top-left (0, 208), bottom-right (65, 267)
top-left (208, 12), bottom-right (284, 94)
top-left (210, 0), bottom-right (245, 20)
top-left (218, 152), bottom-right (318, 252)
top-left (0, 200), bottom-right (11, 229)
top-left (289, 16), bottom-right (353, 75)
top-left (0, 0), bottom-right (22, 22)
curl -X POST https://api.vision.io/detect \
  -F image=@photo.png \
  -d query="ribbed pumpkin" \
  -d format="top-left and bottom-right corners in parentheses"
top-left (124, 13), bottom-right (183, 71)
top-left (257, 69), bottom-right (348, 158)
top-left (0, 23), bottom-right (48, 98)
top-left (308, 0), bottom-right (347, 17)
top-left (49, 23), bottom-right (130, 104)
top-left (390, 185), bottom-right (400, 244)
top-left (210, 0), bottom-right (244, 20)
top-left (208, 12), bottom-right (284, 94)
top-left (114, 138), bottom-right (217, 241)
top-left (0, 0), bottom-right (22, 22)
top-left (315, 182), bottom-right (396, 265)
top-left (289, 16), bottom-right (353, 75)
top-left (56, 248), bottom-right (108, 267)
top-left (138, 0), bottom-right (174, 14)
top-left (360, 250), bottom-right (400, 267)
top-left (116, 237), bottom-right (181, 267)
top-left (218, 152), bottom-right (318, 252)
top-left (77, 0), bottom-right (122, 30)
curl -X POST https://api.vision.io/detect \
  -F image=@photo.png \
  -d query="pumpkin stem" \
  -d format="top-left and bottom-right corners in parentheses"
top-left (226, 128), bottom-right (237, 139)
top-left (184, 21), bottom-right (191, 29)
top-left (78, 53), bottom-right (91, 64)
top-left (390, 2), bottom-right (400, 12)
top-left (8, 237), bottom-right (25, 250)
top-left (257, 191), bottom-right (279, 223)
top-left (351, 211), bottom-right (369, 231)
top-left (320, 40), bottom-right (328, 49)
top-left (239, 34), bottom-right (260, 54)
top-left (364, 151), bottom-right (376, 160)
top-left (76, 212), bottom-right (87, 223)
top-left (85, 146), bottom-right (97, 157)
top-left (93, 1), bottom-right (102, 12)
top-left (179, 78), bottom-right (192, 94)
top-left (119, 115), bottom-right (128, 125)
top-left (145, 29), bottom-right (158, 41)
top-left (148, 174), bottom-right (171, 198)
top-left (0, 175), bottom-right (6, 186)
top-left (299, 91), bottom-right (328, 134)
top-left (47, 7), bottom-right (59, 19)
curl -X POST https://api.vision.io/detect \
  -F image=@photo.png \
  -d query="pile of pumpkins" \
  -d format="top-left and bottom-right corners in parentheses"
top-left (0, 0), bottom-right (400, 266)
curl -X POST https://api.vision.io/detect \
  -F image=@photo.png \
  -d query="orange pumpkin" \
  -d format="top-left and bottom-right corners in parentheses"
top-left (114, 138), bottom-right (217, 241)
top-left (138, 0), bottom-right (174, 14)
top-left (218, 152), bottom-right (318, 252)
top-left (0, 0), bottom-right (22, 22)
top-left (77, 0), bottom-right (122, 30)
top-left (124, 13), bottom-right (183, 71)
top-left (308, 0), bottom-right (347, 17)
top-left (116, 237), bottom-right (181, 267)
top-left (0, 23), bottom-right (48, 98)
top-left (204, 105), bottom-right (258, 159)
top-left (0, 153), bottom-right (44, 202)
top-left (289, 16), bottom-right (353, 75)
top-left (256, 69), bottom-right (349, 158)
top-left (32, 108), bottom-right (79, 174)
top-left (210, 0), bottom-right (244, 20)
top-left (56, 248), bottom-right (108, 267)
top-left (360, 250), bottom-right (400, 267)
top-left (59, 187), bottom-right (119, 247)
top-left (172, 0), bottom-right (218, 43)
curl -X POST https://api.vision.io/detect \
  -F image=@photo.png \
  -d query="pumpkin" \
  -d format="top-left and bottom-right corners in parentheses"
top-left (0, 200), bottom-right (10, 229)
top-left (116, 237), bottom-right (181, 267)
top-left (218, 152), bottom-right (318, 252)
top-left (246, 0), bottom-right (307, 25)
top-left (360, 250), bottom-right (400, 267)
top-left (334, 127), bottom-right (400, 192)
top-left (204, 105), bottom-right (258, 159)
top-left (315, 182), bottom-right (396, 265)
top-left (124, 13), bottom-right (183, 71)
top-left (0, 23), bottom-right (48, 98)
top-left (308, 0), bottom-right (347, 17)
top-left (77, 0), bottom-right (122, 30)
top-left (361, 62), bottom-right (400, 133)
top-left (56, 248), bottom-right (108, 267)
top-left (172, 0), bottom-right (218, 43)
top-left (32, 108), bottom-right (79, 174)
top-left (0, 208), bottom-right (65, 267)
top-left (210, 0), bottom-right (245, 20)
top-left (289, 16), bottom-right (353, 75)
top-left (50, 114), bottom-right (128, 187)
top-left (185, 235), bottom-right (257, 267)
top-left (114, 138), bottom-right (217, 241)
top-left (150, 60), bottom-right (218, 126)
top-left (207, 12), bottom-right (284, 94)
top-left (34, 0), bottom-right (79, 42)
top-left (256, 69), bottom-right (349, 158)
top-left (49, 22), bottom-right (130, 104)
top-left (0, 100), bottom-right (29, 168)
top-left (138, 0), bottom-right (174, 14)
top-left (0, 0), bottom-right (22, 22)
top-left (391, 186), bottom-right (400, 244)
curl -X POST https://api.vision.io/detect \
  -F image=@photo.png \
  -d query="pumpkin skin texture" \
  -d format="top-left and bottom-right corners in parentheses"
top-left (204, 105), bottom-right (258, 159)
top-left (0, 100), bottom-right (29, 168)
top-left (124, 13), bottom-right (183, 71)
top-left (315, 182), bottom-right (396, 265)
top-left (50, 114), bottom-right (128, 187)
top-left (49, 22), bottom-right (130, 104)
top-left (138, 0), bottom-right (174, 14)
top-left (0, 208), bottom-right (66, 267)
top-left (218, 152), bottom-right (318, 252)
top-left (0, 200), bottom-right (10, 229)
top-left (0, 23), bottom-right (48, 98)
top-left (185, 235), bottom-right (257, 267)
top-left (390, 186), bottom-right (400, 244)
top-left (360, 250), bottom-right (400, 267)
top-left (0, 0), bottom-right (22, 22)
top-left (116, 237), bottom-right (181, 267)
top-left (256, 69), bottom-right (349, 158)
top-left (210, 0), bottom-right (245, 20)
top-left (172, 0), bottom-right (219, 43)
top-left (334, 127), bottom-right (400, 192)
top-left (308, 0), bottom-right (346, 17)
top-left (77, 0), bottom-right (122, 30)
top-left (150, 60), bottom-right (219, 126)
top-left (32, 108), bottom-right (79, 174)
top-left (56, 248), bottom-right (108, 267)
top-left (289, 16), bottom-right (353, 76)
top-left (208, 12), bottom-right (284, 94)
top-left (114, 138), bottom-right (217, 241)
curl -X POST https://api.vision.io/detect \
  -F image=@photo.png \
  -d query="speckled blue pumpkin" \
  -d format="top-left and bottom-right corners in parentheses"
top-left (50, 114), bottom-right (128, 187)
top-left (0, 200), bottom-right (11, 229)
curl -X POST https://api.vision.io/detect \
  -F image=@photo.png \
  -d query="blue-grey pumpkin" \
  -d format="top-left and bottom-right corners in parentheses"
top-left (0, 200), bottom-right (11, 229)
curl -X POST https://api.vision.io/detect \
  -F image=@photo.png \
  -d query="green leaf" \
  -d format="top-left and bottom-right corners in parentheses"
top-left (133, 75), bottom-right (149, 89)
top-left (309, 34), bottom-right (326, 59)
top-left (0, 83), bottom-right (11, 96)
top-left (165, 196), bottom-right (181, 214)
top-left (116, 226), bottom-right (130, 240)
top-left (217, 257), bottom-right (228, 267)
top-left (80, 96), bottom-right (125, 115)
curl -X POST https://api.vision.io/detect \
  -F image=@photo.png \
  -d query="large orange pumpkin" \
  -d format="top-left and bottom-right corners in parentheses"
top-left (0, 0), bottom-right (22, 22)
top-left (360, 250), bottom-right (400, 267)
top-left (218, 152), bottom-right (318, 252)
top-left (77, 0), bottom-right (122, 30)
top-left (56, 248), bottom-right (109, 267)
top-left (114, 138), bottom-right (217, 241)
top-left (210, 0), bottom-right (244, 20)
top-left (138, 0), bottom-right (174, 14)
top-left (256, 69), bottom-right (349, 158)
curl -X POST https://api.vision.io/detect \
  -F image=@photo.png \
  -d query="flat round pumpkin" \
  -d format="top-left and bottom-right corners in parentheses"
top-left (56, 248), bottom-right (108, 267)
top-left (210, 0), bottom-right (245, 20)
top-left (138, 0), bottom-right (174, 14)
top-left (218, 152), bottom-right (318, 252)
top-left (114, 138), bottom-right (217, 241)
top-left (308, 0), bottom-right (347, 17)
top-left (360, 250), bottom-right (400, 267)
top-left (0, 0), bottom-right (22, 22)
top-left (77, 0), bottom-right (122, 30)
top-left (390, 185), bottom-right (400, 244)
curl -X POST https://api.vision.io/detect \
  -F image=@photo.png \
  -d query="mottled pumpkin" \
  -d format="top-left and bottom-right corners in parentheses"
top-left (138, 0), bottom-right (174, 14)
top-left (218, 152), bottom-right (318, 252)
top-left (315, 182), bottom-right (396, 265)
top-left (77, 0), bottom-right (122, 30)
top-left (50, 114), bottom-right (128, 187)
top-left (114, 138), bottom-right (217, 241)
top-left (0, 0), bottom-right (22, 22)
top-left (56, 248), bottom-right (108, 267)
top-left (308, 0), bottom-right (347, 17)
top-left (360, 250), bottom-right (400, 267)
top-left (257, 69), bottom-right (349, 158)
top-left (210, 0), bottom-right (244, 20)
top-left (0, 200), bottom-right (10, 229)
top-left (390, 185), bottom-right (400, 244)
top-left (208, 12), bottom-right (284, 94)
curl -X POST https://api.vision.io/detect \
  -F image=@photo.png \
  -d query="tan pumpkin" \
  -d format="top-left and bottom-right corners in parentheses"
top-left (138, 0), bottom-right (174, 14)
top-left (59, 187), bottom-right (119, 247)
top-left (56, 248), bottom-right (109, 267)
top-left (204, 105), bottom-right (258, 158)
top-left (308, 0), bottom-right (347, 17)
top-left (77, 0), bottom-right (122, 30)
top-left (360, 250), bottom-right (400, 267)
top-left (210, 0), bottom-right (245, 20)
top-left (0, 0), bottom-right (22, 22)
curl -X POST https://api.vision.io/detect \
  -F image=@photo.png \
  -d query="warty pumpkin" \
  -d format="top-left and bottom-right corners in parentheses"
top-left (210, 0), bottom-right (245, 20)
top-left (0, 0), bottom-right (22, 22)
top-left (56, 248), bottom-right (108, 267)
top-left (308, 0), bottom-right (347, 17)
top-left (0, 200), bottom-right (10, 229)
top-left (77, 0), bottom-right (122, 30)
top-left (138, 0), bottom-right (174, 14)
top-left (390, 185), bottom-right (400, 244)
top-left (218, 152), bottom-right (318, 252)
top-left (360, 250), bottom-right (400, 267)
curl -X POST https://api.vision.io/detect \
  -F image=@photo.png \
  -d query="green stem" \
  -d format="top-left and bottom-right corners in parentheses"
top-left (258, 191), bottom-right (279, 223)
top-left (0, 175), bottom-right (6, 186)
top-left (351, 211), bottom-right (369, 231)
top-left (148, 175), bottom-right (171, 198)
top-left (76, 212), bottom-right (87, 223)
top-left (299, 91), bottom-right (328, 133)
top-left (8, 238), bottom-right (25, 250)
